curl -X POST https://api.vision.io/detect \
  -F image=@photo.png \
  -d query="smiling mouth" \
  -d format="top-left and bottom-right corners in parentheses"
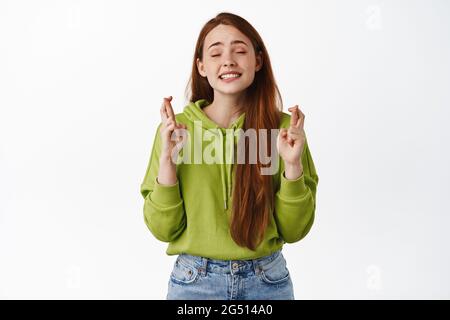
top-left (219, 73), bottom-right (242, 80)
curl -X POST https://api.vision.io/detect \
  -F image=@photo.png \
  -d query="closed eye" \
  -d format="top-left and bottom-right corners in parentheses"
top-left (211, 52), bottom-right (246, 57)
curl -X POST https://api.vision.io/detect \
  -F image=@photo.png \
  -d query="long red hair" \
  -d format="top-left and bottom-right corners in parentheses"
top-left (185, 12), bottom-right (283, 250)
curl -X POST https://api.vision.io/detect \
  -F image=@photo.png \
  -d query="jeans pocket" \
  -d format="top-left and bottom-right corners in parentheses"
top-left (170, 257), bottom-right (199, 285)
top-left (259, 254), bottom-right (291, 285)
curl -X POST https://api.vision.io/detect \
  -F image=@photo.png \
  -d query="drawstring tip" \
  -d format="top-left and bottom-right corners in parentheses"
top-left (224, 200), bottom-right (227, 210)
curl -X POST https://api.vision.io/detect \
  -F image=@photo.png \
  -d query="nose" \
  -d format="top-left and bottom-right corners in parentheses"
top-left (223, 60), bottom-right (236, 67)
top-left (222, 51), bottom-right (236, 67)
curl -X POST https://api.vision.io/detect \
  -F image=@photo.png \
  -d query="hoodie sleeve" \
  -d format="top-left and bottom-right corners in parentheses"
top-left (273, 136), bottom-right (319, 244)
top-left (140, 122), bottom-right (186, 242)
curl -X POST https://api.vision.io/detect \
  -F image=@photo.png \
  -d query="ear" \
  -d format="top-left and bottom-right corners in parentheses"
top-left (196, 58), bottom-right (207, 77)
top-left (255, 51), bottom-right (263, 72)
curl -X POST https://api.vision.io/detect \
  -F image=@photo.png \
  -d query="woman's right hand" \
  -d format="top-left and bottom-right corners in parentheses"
top-left (159, 96), bottom-right (187, 164)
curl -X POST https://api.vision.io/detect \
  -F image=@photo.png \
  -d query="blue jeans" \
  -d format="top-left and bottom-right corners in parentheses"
top-left (166, 249), bottom-right (295, 300)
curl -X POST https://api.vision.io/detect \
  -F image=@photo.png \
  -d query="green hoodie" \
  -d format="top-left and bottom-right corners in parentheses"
top-left (140, 99), bottom-right (319, 260)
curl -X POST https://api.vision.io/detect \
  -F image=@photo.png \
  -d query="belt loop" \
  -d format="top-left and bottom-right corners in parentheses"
top-left (252, 258), bottom-right (262, 275)
top-left (198, 257), bottom-right (208, 276)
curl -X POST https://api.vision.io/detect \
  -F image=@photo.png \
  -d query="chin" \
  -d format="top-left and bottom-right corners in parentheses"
top-left (217, 87), bottom-right (249, 96)
top-left (216, 82), bottom-right (252, 94)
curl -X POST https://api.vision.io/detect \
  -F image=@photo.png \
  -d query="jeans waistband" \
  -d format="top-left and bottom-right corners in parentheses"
top-left (176, 249), bottom-right (283, 276)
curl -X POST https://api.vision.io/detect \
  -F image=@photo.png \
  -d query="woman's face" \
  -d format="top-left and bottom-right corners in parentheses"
top-left (197, 24), bottom-right (262, 97)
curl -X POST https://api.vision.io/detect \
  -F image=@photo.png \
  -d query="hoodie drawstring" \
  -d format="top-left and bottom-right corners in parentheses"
top-left (227, 128), bottom-right (234, 200)
top-left (221, 148), bottom-right (228, 210)
top-left (218, 129), bottom-right (228, 210)
top-left (220, 127), bottom-right (236, 211)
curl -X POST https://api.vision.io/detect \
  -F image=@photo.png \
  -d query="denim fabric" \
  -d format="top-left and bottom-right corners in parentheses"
top-left (166, 249), bottom-right (295, 300)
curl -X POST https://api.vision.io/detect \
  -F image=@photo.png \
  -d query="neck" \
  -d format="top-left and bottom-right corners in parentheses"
top-left (204, 92), bottom-right (245, 128)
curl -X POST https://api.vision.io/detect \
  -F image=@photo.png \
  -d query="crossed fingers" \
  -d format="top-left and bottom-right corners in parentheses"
top-left (286, 105), bottom-right (305, 145)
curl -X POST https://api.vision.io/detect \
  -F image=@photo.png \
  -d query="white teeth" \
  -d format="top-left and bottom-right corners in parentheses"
top-left (220, 73), bottom-right (241, 79)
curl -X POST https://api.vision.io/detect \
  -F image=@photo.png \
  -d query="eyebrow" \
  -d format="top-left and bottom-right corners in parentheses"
top-left (207, 40), bottom-right (248, 50)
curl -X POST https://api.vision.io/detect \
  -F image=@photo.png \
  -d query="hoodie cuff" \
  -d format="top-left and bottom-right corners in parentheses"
top-left (279, 169), bottom-right (308, 199)
top-left (151, 176), bottom-right (182, 206)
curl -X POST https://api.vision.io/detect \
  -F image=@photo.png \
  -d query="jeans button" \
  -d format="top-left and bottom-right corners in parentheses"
top-left (232, 262), bottom-right (239, 270)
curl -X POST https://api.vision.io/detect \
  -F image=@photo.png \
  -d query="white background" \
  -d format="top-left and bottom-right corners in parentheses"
top-left (1, 0), bottom-right (449, 299)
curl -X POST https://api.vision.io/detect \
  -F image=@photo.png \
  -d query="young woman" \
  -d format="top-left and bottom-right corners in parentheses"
top-left (140, 12), bottom-right (319, 300)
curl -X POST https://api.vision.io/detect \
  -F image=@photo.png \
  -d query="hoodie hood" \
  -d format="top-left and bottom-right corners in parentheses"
top-left (183, 99), bottom-right (246, 211)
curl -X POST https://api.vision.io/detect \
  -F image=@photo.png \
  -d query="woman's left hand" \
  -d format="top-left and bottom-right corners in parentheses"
top-left (277, 105), bottom-right (306, 167)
